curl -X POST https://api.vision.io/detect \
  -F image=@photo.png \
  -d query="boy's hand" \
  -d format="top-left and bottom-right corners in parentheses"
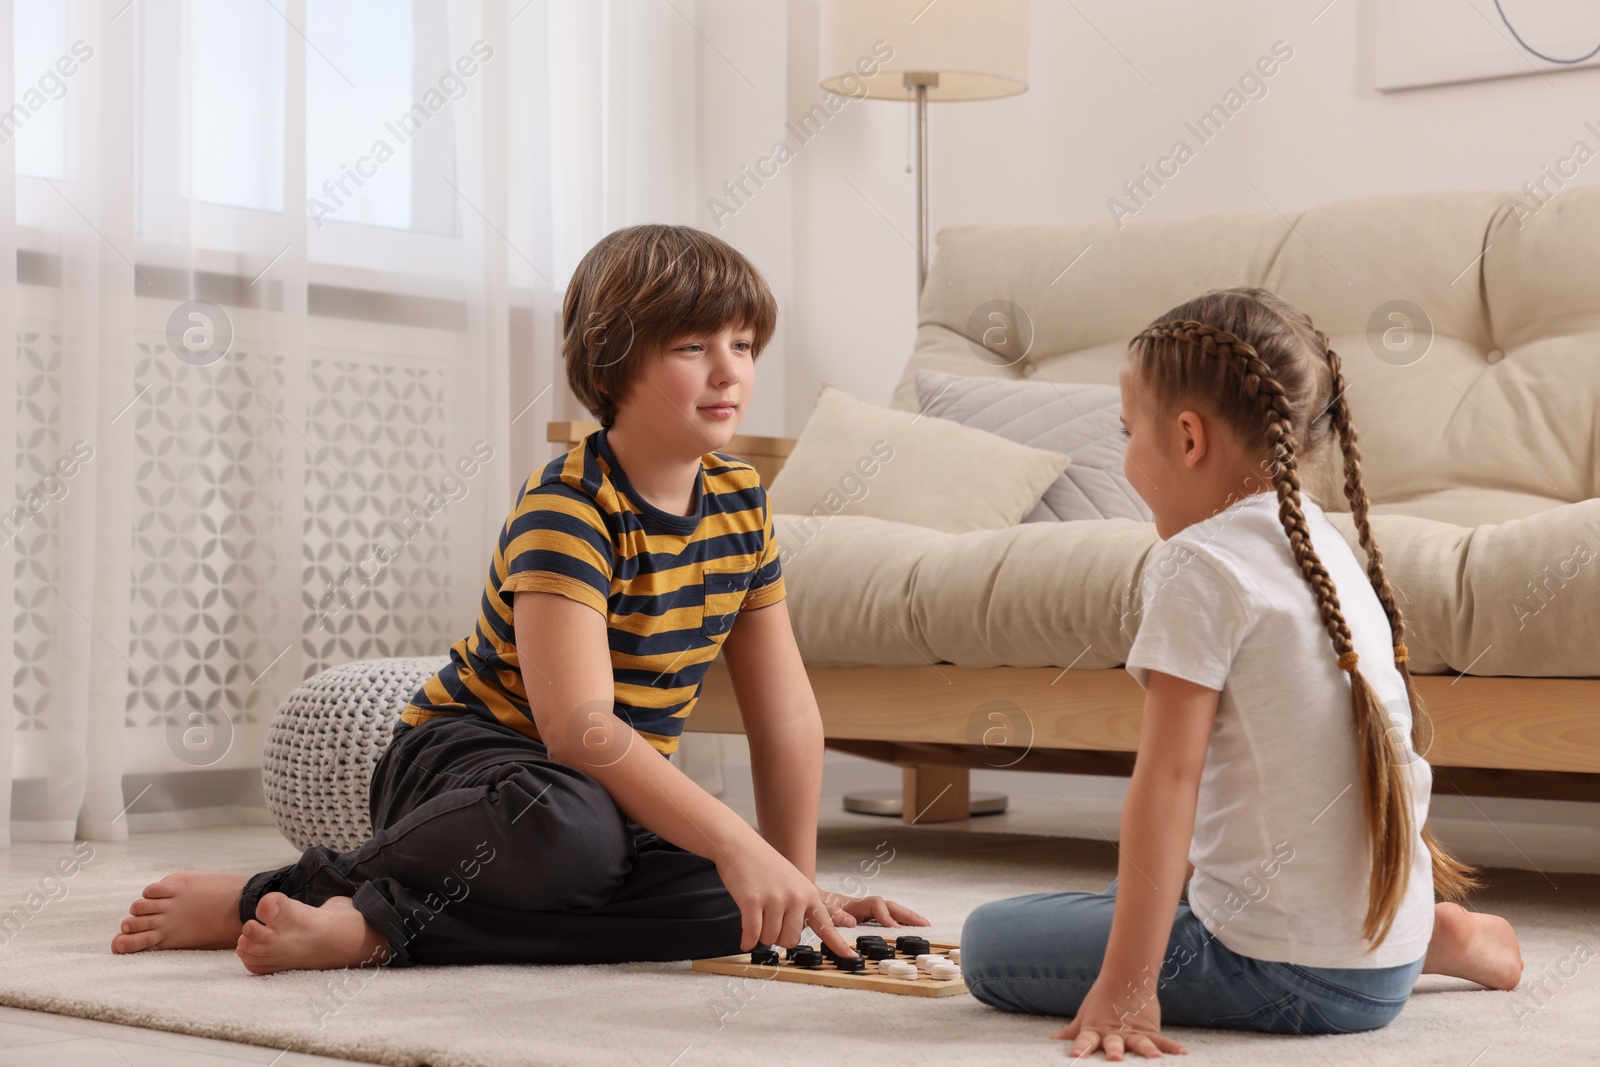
top-left (819, 889), bottom-right (930, 930)
top-left (1053, 972), bottom-right (1188, 1060)
top-left (715, 843), bottom-right (860, 960)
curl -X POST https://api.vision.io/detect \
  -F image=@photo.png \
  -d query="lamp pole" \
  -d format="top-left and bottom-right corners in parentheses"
top-left (904, 71), bottom-right (938, 306)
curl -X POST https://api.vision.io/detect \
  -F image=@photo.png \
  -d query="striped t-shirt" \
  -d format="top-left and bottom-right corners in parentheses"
top-left (398, 427), bottom-right (785, 755)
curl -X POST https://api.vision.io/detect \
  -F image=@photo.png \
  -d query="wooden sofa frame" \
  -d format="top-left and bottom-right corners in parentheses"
top-left (550, 421), bottom-right (1600, 821)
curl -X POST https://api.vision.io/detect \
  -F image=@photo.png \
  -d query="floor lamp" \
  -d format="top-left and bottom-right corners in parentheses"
top-left (818, 0), bottom-right (1030, 819)
top-left (820, 0), bottom-right (1029, 310)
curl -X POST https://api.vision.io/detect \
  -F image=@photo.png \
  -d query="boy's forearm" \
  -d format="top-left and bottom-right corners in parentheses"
top-left (720, 601), bottom-right (827, 883)
top-left (572, 728), bottom-right (761, 869)
top-left (746, 705), bottom-right (825, 881)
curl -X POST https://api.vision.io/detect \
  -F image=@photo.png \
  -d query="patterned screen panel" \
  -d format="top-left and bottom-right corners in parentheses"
top-left (11, 328), bottom-right (468, 777)
top-left (11, 330), bottom-right (66, 735)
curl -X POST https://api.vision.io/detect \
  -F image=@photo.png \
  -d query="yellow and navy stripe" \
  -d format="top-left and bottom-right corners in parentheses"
top-left (399, 428), bottom-right (784, 755)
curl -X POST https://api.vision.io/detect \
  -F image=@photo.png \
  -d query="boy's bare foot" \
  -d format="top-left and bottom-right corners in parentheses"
top-left (236, 892), bottom-right (394, 975)
top-left (1423, 901), bottom-right (1523, 990)
top-left (110, 872), bottom-right (248, 954)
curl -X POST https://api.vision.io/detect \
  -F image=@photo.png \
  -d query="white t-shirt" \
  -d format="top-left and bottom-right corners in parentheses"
top-left (1124, 489), bottom-right (1434, 969)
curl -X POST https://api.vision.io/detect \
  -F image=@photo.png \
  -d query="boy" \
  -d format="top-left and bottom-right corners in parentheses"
top-left (111, 224), bottom-right (928, 972)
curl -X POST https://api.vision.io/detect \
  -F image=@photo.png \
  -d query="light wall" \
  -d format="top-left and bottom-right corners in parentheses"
top-left (776, 0), bottom-right (1600, 423)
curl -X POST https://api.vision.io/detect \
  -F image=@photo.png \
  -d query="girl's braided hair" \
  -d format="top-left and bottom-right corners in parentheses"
top-left (1128, 286), bottom-right (1479, 951)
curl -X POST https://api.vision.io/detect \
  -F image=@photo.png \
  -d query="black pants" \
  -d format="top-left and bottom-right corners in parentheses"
top-left (241, 714), bottom-right (744, 967)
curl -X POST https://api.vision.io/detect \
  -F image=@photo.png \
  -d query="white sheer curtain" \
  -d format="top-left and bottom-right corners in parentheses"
top-left (545, 0), bottom-right (701, 288)
top-left (0, 0), bottom-right (702, 849)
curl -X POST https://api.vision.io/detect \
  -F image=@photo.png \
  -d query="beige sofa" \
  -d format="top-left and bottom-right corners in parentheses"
top-left (551, 186), bottom-right (1600, 821)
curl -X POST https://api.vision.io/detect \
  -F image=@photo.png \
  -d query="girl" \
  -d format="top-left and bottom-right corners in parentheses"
top-left (961, 287), bottom-right (1523, 1058)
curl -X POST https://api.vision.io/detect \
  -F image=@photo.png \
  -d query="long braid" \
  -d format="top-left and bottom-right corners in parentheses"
top-left (1133, 317), bottom-right (1422, 950)
top-left (1319, 336), bottom-right (1403, 632)
top-left (1315, 330), bottom-right (1482, 903)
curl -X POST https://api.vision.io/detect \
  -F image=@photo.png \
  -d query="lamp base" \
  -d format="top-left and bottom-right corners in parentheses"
top-left (841, 789), bottom-right (1008, 818)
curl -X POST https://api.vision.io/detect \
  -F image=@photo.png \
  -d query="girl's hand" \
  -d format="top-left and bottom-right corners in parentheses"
top-left (1053, 972), bottom-right (1188, 1060)
top-left (818, 888), bottom-right (930, 929)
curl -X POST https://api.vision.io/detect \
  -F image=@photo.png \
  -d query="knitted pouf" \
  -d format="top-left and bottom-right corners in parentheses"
top-left (262, 655), bottom-right (450, 852)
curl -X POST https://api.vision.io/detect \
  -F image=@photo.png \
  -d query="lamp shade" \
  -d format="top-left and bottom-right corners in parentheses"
top-left (819, 0), bottom-right (1029, 102)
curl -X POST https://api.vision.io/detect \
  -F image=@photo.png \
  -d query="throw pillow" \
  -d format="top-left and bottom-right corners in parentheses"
top-left (915, 369), bottom-right (1152, 522)
top-left (768, 383), bottom-right (1071, 534)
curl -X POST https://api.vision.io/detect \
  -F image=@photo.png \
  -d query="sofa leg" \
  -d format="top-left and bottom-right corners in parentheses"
top-left (901, 765), bottom-right (970, 823)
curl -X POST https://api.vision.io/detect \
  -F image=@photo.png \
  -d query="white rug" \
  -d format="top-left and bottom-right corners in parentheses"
top-left (0, 825), bottom-right (1593, 1067)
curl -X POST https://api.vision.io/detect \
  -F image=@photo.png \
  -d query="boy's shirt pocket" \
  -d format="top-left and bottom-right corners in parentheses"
top-left (701, 567), bottom-right (755, 637)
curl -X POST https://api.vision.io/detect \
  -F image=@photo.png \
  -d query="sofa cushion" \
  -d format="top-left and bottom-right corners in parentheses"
top-left (913, 369), bottom-right (1152, 522)
top-left (1322, 500), bottom-right (1600, 678)
top-left (768, 383), bottom-right (1071, 535)
top-left (1368, 487), bottom-right (1573, 527)
top-left (776, 513), bottom-right (1145, 671)
top-left (774, 497), bottom-right (1600, 678)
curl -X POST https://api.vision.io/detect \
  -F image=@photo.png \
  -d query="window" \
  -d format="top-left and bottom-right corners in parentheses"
top-left (10, 0), bottom-right (68, 181)
top-left (183, 1), bottom-right (285, 211)
top-left (128, 0), bottom-right (461, 276)
top-left (304, 0), bottom-right (416, 231)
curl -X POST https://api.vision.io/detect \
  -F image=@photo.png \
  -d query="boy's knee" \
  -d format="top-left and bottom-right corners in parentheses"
top-left (493, 771), bottom-right (632, 908)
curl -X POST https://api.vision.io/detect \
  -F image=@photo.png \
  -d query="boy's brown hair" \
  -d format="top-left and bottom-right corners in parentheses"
top-left (1126, 286), bottom-right (1481, 953)
top-left (562, 224), bottom-right (778, 427)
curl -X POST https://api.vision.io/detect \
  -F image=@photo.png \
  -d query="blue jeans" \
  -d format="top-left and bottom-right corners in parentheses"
top-left (961, 879), bottom-right (1427, 1035)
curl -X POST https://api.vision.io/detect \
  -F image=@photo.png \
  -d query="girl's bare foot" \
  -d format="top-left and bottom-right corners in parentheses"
top-left (236, 892), bottom-right (393, 975)
top-left (1423, 901), bottom-right (1523, 990)
top-left (110, 872), bottom-right (248, 954)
